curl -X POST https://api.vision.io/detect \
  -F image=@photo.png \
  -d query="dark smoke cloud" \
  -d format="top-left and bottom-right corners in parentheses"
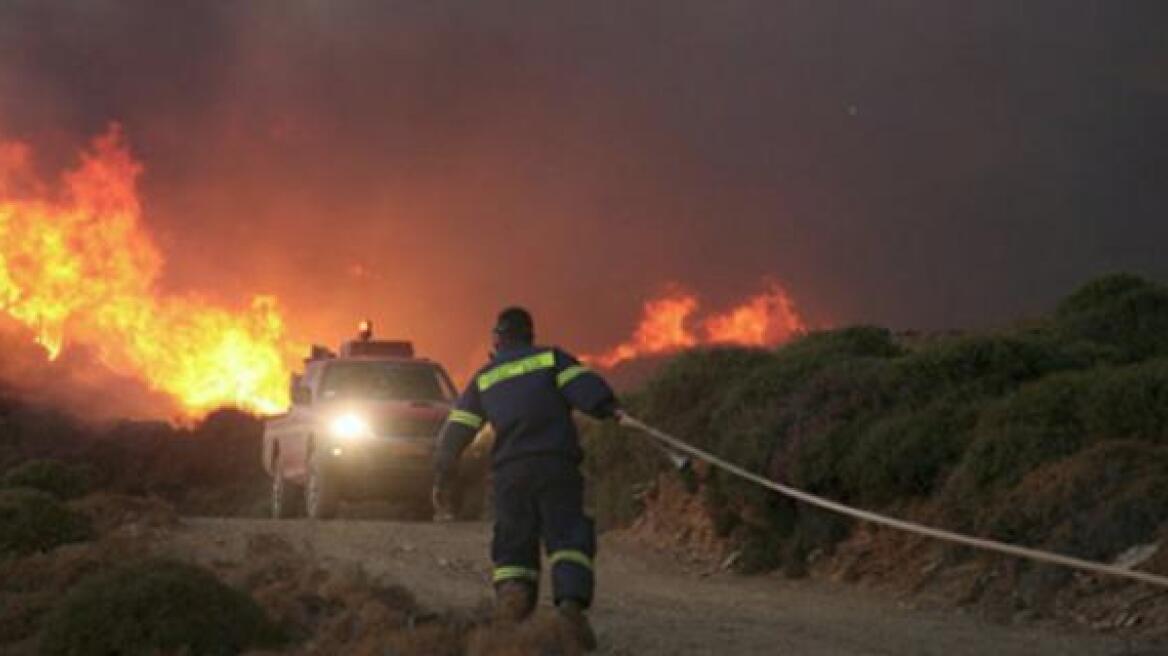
top-left (2, 1), bottom-right (1166, 389)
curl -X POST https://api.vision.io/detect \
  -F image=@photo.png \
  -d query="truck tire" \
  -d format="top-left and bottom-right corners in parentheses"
top-left (306, 450), bottom-right (340, 520)
top-left (271, 454), bottom-right (305, 519)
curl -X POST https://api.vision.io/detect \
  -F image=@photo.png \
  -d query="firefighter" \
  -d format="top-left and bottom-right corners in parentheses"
top-left (433, 306), bottom-right (620, 651)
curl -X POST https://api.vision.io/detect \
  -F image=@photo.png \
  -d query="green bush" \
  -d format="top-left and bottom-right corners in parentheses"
top-left (792, 331), bottom-right (1089, 507)
top-left (0, 488), bottom-right (93, 556)
top-left (39, 559), bottom-right (285, 656)
top-left (1079, 359), bottom-right (1168, 443)
top-left (637, 347), bottom-right (779, 441)
top-left (769, 325), bottom-right (903, 365)
top-left (1057, 273), bottom-right (1153, 315)
top-left (950, 359), bottom-right (1168, 505)
top-left (1055, 273), bottom-right (1168, 360)
top-left (841, 401), bottom-right (979, 504)
top-left (985, 441), bottom-right (1168, 560)
top-left (784, 359), bottom-right (895, 495)
top-left (947, 371), bottom-right (1090, 504)
top-left (590, 330), bottom-right (905, 565)
top-left (880, 332), bottom-right (1092, 408)
top-left (1, 459), bottom-right (91, 500)
top-left (703, 329), bottom-right (903, 506)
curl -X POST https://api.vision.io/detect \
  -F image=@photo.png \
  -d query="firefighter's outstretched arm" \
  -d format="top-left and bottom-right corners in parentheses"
top-left (432, 383), bottom-right (486, 519)
top-left (555, 349), bottom-right (689, 472)
top-left (552, 349), bottom-right (621, 419)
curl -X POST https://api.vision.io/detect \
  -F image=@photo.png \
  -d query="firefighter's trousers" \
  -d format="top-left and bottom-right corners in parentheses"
top-left (490, 455), bottom-right (595, 607)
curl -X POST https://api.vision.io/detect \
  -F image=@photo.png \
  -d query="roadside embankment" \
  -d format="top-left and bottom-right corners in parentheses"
top-left (584, 273), bottom-right (1168, 639)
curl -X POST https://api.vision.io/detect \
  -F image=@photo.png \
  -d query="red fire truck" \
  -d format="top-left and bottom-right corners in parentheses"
top-left (262, 322), bottom-right (487, 520)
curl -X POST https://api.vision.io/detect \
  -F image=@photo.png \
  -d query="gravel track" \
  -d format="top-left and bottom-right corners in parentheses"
top-left (167, 518), bottom-right (1157, 655)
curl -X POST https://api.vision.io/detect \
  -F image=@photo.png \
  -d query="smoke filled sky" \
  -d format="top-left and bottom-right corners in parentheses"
top-left (1, 1), bottom-right (1166, 378)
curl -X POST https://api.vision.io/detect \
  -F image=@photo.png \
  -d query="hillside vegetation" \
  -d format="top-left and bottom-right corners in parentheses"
top-left (584, 273), bottom-right (1168, 592)
top-left (0, 405), bottom-right (269, 516)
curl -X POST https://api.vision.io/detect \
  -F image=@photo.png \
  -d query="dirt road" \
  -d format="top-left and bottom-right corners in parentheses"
top-left (166, 518), bottom-right (1155, 656)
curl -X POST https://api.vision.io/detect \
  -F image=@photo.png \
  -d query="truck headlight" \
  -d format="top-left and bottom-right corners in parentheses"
top-left (329, 413), bottom-right (371, 440)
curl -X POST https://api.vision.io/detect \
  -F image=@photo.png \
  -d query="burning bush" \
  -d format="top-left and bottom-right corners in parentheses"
top-left (0, 459), bottom-right (91, 500)
top-left (0, 488), bottom-right (92, 557)
top-left (38, 559), bottom-right (286, 656)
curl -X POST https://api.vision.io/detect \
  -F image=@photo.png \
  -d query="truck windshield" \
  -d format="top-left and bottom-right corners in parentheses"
top-left (319, 362), bottom-right (454, 402)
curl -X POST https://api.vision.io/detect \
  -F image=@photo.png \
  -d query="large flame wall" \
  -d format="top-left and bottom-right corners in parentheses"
top-left (0, 127), bottom-right (300, 415)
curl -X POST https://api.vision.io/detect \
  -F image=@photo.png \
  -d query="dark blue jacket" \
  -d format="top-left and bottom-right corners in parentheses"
top-left (434, 344), bottom-right (617, 476)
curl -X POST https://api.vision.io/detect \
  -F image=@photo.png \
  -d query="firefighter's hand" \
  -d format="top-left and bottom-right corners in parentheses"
top-left (431, 483), bottom-right (454, 523)
top-left (612, 407), bottom-right (630, 425)
top-left (603, 402), bottom-right (626, 423)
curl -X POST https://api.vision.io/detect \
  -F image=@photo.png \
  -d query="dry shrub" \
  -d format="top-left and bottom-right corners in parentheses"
top-left (0, 488), bottom-right (92, 557)
top-left (631, 470), bottom-right (724, 564)
top-left (985, 441), bottom-right (1168, 561)
top-left (467, 611), bottom-right (585, 656)
top-left (0, 406), bottom-right (271, 517)
top-left (0, 496), bottom-right (176, 649)
top-left (0, 543), bottom-right (148, 649)
top-left (0, 459), bottom-right (90, 500)
top-left (229, 533), bottom-right (586, 654)
top-left (84, 408), bottom-right (270, 515)
top-left (69, 492), bottom-right (179, 535)
top-left (38, 558), bottom-right (286, 656)
top-left (230, 533), bottom-right (470, 655)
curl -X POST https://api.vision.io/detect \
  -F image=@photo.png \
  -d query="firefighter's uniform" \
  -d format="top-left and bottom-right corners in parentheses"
top-left (434, 344), bottom-right (617, 607)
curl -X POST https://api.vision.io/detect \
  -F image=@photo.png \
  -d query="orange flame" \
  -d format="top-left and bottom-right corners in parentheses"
top-left (588, 282), bottom-right (807, 368)
top-left (704, 282), bottom-right (806, 347)
top-left (0, 126), bottom-right (301, 415)
top-left (591, 293), bottom-right (700, 368)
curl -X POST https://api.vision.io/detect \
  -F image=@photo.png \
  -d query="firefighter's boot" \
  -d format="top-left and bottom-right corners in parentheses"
top-left (494, 581), bottom-right (536, 624)
top-left (556, 599), bottom-right (597, 652)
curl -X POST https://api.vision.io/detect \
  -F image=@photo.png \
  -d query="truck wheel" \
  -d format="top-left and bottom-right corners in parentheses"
top-left (306, 451), bottom-right (340, 520)
top-left (271, 455), bottom-right (305, 519)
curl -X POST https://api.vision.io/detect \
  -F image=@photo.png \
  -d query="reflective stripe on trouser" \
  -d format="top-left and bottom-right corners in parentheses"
top-left (493, 565), bottom-right (540, 584)
top-left (492, 456), bottom-right (597, 607)
top-left (549, 549), bottom-right (594, 604)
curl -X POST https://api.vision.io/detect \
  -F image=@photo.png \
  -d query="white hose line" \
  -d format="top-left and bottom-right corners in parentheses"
top-left (618, 414), bottom-right (1168, 589)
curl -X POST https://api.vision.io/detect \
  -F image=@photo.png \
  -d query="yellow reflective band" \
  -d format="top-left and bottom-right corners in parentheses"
top-left (448, 409), bottom-right (484, 430)
top-left (492, 565), bottom-right (540, 583)
top-left (556, 365), bottom-right (590, 389)
top-left (477, 351), bottom-right (556, 392)
top-left (549, 550), bottom-right (593, 571)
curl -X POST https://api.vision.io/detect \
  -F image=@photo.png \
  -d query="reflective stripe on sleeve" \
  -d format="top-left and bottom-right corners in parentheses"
top-left (556, 365), bottom-right (590, 389)
top-left (476, 351), bottom-right (556, 391)
top-left (493, 565), bottom-right (541, 583)
top-left (548, 550), bottom-right (594, 571)
top-left (448, 409), bottom-right (484, 430)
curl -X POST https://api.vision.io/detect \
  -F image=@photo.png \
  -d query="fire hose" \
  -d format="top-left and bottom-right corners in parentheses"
top-left (617, 412), bottom-right (1168, 590)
